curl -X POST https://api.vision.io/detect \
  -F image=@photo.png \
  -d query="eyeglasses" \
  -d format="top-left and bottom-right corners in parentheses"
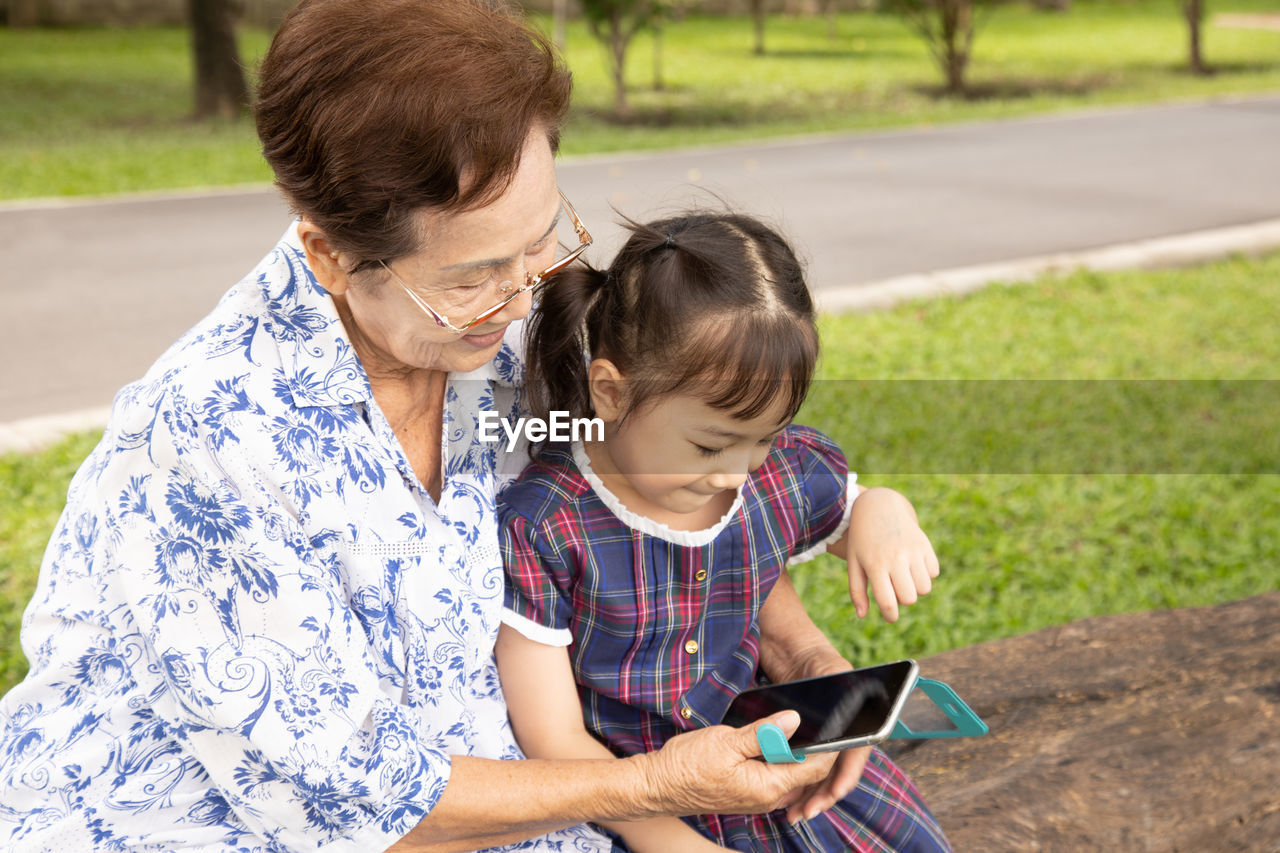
top-left (380, 190), bottom-right (592, 334)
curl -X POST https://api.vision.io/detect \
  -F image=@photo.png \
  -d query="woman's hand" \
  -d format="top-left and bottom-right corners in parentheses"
top-left (837, 487), bottom-right (939, 622)
top-left (637, 711), bottom-right (840, 818)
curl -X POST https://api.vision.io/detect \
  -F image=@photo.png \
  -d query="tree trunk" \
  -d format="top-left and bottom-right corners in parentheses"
top-left (942, 0), bottom-right (972, 96)
top-left (610, 12), bottom-right (629, 113)
top-left (1185, 0), bottom-right (1208, 75)
top-left (8, 0), bottom-right (40, 27)
top-left (888, 594), bottom-right (1280, 850)
top-left (188, 0), bottom-right (249, 120)
top-left (652, 23), bottom-right (665, 92)
top-left (824, 0), bottom-right (838, 39)
top-left (552, 0), bottom-right (569, 49)
top-left (751, 0), bottom-right (767, 55)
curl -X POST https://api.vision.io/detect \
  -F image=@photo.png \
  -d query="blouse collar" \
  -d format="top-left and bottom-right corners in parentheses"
top-left (262, 223), bottom-right (503, 411)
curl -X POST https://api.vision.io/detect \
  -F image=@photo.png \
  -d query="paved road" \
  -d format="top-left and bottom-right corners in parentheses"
top-left (3, 95), bottom-right (1279, 421)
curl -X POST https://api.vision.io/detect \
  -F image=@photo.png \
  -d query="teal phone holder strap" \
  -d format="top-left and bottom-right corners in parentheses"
top-left (756, 722), bottom-right (807, 763)
top-left (891, 677), bottom-right (988, 740)
top-left (755, 677), bottom-right (987, 763)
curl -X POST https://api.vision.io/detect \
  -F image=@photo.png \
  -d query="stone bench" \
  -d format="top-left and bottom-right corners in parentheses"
top-left (886, 592), bottom-right (1280, 851)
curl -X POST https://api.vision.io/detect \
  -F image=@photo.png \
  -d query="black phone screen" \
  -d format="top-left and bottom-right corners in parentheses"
top-left (721, 660), bottom-right (916, 749)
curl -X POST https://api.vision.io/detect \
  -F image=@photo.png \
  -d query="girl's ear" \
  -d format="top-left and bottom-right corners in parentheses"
top-left (587, 359), bottom-right (627, 422)
top-left (296, 220), bottom-right (351, 297)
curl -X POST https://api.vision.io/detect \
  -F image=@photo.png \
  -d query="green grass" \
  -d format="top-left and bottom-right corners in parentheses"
top-left (0, 431), bottom-right (101, 690)
top-left (792, 251), bottom-right (1280, 666)
top-left (3, 253), bottom-right (1277, 693)
top-left (3, 0), bottom-right (1280, 198)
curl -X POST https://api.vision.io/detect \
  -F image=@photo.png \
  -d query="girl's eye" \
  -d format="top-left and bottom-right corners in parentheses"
top-left (693, 444), bottom-right (723, 458)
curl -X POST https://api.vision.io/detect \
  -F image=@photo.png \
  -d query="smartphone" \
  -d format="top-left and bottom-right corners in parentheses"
top-left (721, 660), bottom-right (919, 755)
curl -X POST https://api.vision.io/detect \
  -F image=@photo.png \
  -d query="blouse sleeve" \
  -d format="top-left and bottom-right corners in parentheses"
top-left (104, 397), bottom-right (447, 851)
top-left (783, 425), bottom-right (860, 565)
top-left (499, 504), bottom-right (576, 648)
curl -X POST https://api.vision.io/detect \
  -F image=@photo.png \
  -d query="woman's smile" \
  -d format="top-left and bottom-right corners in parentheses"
top-left (462, 326), bottom-right (508, 349)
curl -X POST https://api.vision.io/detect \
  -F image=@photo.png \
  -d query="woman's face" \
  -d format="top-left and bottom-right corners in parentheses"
top-left (306, 126), bottom-right (562, 378)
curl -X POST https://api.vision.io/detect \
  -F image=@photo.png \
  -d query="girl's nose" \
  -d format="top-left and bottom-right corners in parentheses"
top-left (706, 470), bottom-right (748, 491)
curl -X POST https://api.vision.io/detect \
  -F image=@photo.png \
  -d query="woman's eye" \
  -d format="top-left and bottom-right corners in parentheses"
top-left (452, 278), bottom-right (488, 294)
top-left (693, 444), bottom-right (722, 458)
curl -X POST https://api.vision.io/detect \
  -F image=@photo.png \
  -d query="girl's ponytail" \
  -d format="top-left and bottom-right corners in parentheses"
top-left (524, 263), bottom-right (610, 427)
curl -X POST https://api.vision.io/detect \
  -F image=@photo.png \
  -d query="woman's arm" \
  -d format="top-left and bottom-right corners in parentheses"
top-left (491, 625), bottom-right (728, 852)
top-left (758, 568), bottom-right (852, 684)
top-left (386, 701), bottom-right (835, 852)
top-left (756, 568), bottom-right (870, 824)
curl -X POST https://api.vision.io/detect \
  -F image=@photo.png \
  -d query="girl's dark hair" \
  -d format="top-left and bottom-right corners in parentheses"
top-left (526, 212), bottom-right (819, 435)
top-left (254, 0), bottom-right (571, 273)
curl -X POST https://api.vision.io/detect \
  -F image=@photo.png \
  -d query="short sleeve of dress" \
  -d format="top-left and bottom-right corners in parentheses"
top-left (782, 425), bottom-right (859, 565)
top-left (499, 505), bottom-right (576, 647)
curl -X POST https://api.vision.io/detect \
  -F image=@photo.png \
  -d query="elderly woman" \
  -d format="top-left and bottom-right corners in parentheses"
top-left (0, 1), bottom-right (850, 850)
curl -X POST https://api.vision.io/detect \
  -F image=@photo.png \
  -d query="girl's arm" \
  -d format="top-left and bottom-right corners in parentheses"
top-left (757, 569), bottom-right (870, 823)
top-left (494, 624), bottom-right (730, 853)
top-left (827, 486), bottom-right (940, 622)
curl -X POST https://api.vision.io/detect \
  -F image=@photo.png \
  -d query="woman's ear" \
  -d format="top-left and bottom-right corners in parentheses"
top-left (587, 359), bottom-right (627, 423)
top-left (296, 220), bottom-right (350, 297)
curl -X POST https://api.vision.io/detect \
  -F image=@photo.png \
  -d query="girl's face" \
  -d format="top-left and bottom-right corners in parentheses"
top-left (593, 388), bottom-right (791, 519)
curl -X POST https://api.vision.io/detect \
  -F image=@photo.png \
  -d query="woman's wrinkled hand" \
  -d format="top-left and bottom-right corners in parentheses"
top-left (637, 711), bottom-right (839, 818)
top-left (845, 487), bottom-right (940, 622)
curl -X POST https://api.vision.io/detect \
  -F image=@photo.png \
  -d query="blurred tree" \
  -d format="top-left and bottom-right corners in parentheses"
top-left (1185, 0), bottom-right (1208, 74)
top-left (885, 0), bottom-right (995, 95)
top-left (581, 0), bottom-right (663, 113)
top-left (189, 0), bottom-right (249, 120)
top-left (824, 0), bottom-right (839, 39)
top-left (751, 0), bottom-right (768, 54)
top-left (552, 0), bottom-right (569, 48)
top-left (8, 0), bottom-right (39, 27)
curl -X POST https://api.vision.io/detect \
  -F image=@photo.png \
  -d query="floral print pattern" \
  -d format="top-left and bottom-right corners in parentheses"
top-left (0, 226), bottom-right (609, 853)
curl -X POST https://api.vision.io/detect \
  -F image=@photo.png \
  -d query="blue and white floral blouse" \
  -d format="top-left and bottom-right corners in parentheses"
top-left (0, 226), bottom-right (610, 852)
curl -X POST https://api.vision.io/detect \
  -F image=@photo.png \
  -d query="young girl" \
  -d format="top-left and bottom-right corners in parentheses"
top-left (495, 212), bottom-right (949, 852)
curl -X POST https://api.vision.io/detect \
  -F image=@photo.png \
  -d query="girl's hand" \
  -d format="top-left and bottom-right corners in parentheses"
top-left (784, 745), bottom-right (871, 824)
top-left (840, 487), bottom-right (940, 622)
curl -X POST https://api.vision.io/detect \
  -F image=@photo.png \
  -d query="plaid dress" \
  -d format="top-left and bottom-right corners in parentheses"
top-left (500, 426), bottom-right (951, 852)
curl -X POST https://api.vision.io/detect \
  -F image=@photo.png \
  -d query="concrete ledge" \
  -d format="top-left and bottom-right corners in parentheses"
top-left (0, 407), bottom-right (112, 456)
top-left (817, 217), bottom-right (1280, 314)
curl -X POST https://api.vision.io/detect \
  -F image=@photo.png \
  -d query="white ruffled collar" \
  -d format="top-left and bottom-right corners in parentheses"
top-left (570, 441), bottom-right (745, 546)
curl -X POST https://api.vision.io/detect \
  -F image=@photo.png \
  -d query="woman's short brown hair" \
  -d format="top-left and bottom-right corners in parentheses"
top-left (255, 0), bottom-right (572, 269)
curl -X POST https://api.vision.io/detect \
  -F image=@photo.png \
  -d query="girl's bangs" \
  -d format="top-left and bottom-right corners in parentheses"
top-left (672, 315), bottom-right (818, 424)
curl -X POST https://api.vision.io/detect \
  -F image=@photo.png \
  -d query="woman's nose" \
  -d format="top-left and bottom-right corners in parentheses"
top-left (492, 285), bottom-right (534, 324)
